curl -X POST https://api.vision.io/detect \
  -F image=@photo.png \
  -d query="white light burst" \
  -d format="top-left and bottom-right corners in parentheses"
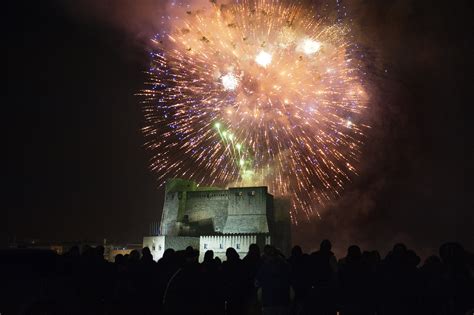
top-left (221, 72), bottom-right (239, 91)
top-left (255, 51), bottom-right (272, 68)
top-left (297, 38), bottom-right (322, 55)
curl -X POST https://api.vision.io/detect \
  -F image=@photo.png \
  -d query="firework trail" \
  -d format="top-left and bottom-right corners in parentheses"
top-left (141, 0), bottom-right (370, 222)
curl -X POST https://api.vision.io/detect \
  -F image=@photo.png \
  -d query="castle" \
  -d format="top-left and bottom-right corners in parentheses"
top-left (143, 178), bottom-right (291, 261)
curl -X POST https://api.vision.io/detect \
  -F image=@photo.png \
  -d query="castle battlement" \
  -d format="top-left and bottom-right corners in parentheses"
top-left (187, 191), bottom-right (229, 199)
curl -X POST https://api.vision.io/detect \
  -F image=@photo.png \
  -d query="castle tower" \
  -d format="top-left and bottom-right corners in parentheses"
top-left (159, 179), bottom-right (196, 235)
top-left (223, 187), bottom-right (270, 234)
top-left (146, 179), bottom-right (291, 261)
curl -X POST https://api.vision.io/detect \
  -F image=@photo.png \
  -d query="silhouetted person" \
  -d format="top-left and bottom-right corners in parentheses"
top-left (129, 249), bottom-right (140, 263)
top-left (203, 249), bottom-right (214, 263)
top-left (114, 253), bottom-right (123, 264)
top-left (308, 239), bottom-right (337, 315)
top-left (243, 244), bottom-right (262, 314)
top-left (201, 250), bottom-right (224, 314)
top-left (256, 245), bottom-right (291, 315)
top-left (162, 247), bottom-right (202, 314)
top-left (141, 247), bottom-right (154, 264)
top-left (135, 247), bottom-right (157, 314)
top-left (438, 242), bottom-right (473, 314)
top-left (152, 248), bottom-right (178, 314)
top-left (6, 238), bottom-right (473, 315)
top-left (288, 245), bottom-right (311, 314)
top-left (202, 250), bottom-right (220, 274)
top-left (378, 243), bottom-right (423, 315)
top-left (420, 255), bottom-right (444, 314)
top-left (338, 245), bottom-right (372, 315)
top-left (243, 244), bottom-right (261, 278)
top-left (222, 247), bottom-right (245, 315)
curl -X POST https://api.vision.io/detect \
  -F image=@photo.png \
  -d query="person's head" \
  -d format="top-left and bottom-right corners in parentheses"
top-left (185, 247), bottom-right (198, 263)
top-left (204, 250), bottom-right (214, 262)
top-left (291, 245), bottom-right (303, 257)
top-left (114, 254), bottom-right (124, 264)
top-left (142, 247), bottom-right (153, 261)
top-left (226, 247), bottom-right (239, 261)
top-left (320, 239), bottom-right (332, 252)
top-left (263, 245), bottom-right (277, 258)
top-left (347, 245), bottom-right (361, 260)
top-left (142, 247), bottom-right (151, 256)
top-left (247, 243), bottom-right (260, 258)
top-left (130, 249), bottom-right (140, 262)
top-left (392, 243), bottom-right (407, 257)
top-left (163, 248), bottom-right (175, 259)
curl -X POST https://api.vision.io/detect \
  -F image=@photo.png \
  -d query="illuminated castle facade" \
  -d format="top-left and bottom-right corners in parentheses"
top-left (143, 178), bottom-right (291, 261)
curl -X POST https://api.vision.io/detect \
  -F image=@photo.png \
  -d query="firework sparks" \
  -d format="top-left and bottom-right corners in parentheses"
top-left (297, 38), bottom-right (322, 55)
top-left (141, 0), bottom-right (370, 222)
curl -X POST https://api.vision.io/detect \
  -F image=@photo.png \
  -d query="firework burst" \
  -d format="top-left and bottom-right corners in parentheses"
top-left (141, 0), bottom-right (370, 223)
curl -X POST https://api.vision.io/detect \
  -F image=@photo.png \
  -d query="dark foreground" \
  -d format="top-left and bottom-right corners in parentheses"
top-left (2, 241), bottom-right (473, 315)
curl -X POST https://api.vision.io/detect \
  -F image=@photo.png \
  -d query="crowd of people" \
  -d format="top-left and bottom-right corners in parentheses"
top-left (3, 240), bottom-right (473, 314)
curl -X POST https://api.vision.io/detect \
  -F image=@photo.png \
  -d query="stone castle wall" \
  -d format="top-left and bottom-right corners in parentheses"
top-left (148, 178), bottom-right (291, 261)
top-left (224, 187), bottom-right (270, 234)
top-left (161, 183), bottom-right (272, 235)
top-left (184, 190), bottom-right (229, 233)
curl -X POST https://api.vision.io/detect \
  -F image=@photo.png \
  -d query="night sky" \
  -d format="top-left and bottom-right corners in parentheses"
top-left (6, 0), bottom-right (473, 257)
